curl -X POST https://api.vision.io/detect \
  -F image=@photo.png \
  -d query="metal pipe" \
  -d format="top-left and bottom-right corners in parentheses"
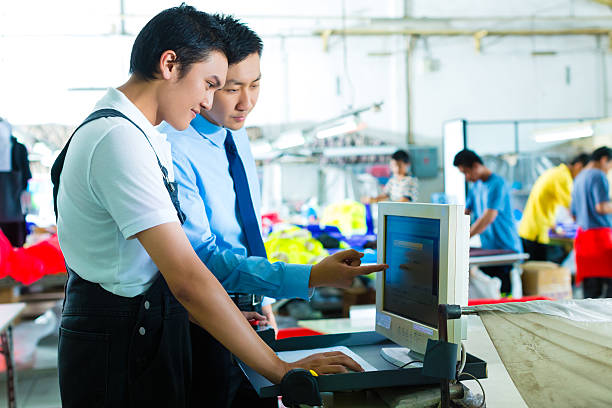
top-left (315, 28), bottom-right (612, 37)
top-left (437, 305), bottom-right (451, 408)
top-left (404, 0), bottom-right (414, 145)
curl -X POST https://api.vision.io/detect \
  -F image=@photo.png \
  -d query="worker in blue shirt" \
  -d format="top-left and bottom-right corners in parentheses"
top-left (160, 15), bottom-right (386, 408)
top-left (454, 149), bottom-right (523, 293)
top-left (570, 146), bottom-right (612, 298)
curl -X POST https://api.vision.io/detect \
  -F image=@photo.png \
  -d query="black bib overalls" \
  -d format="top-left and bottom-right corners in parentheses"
top-left (52, 109), bottom-right (191, 407)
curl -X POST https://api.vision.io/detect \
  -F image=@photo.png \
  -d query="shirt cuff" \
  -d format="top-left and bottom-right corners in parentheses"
top-left (280, 263), bottom-right (312, 300)
top-left (262, 297), bottom-right (276, 306)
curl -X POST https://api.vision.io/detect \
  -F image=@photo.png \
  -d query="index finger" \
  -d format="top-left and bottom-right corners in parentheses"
top-left (347, 263), bottom-right (388, 276)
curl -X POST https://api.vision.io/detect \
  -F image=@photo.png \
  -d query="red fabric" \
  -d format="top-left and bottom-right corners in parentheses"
top-left (0, 233), bottom-right (66, 285)
top-left (277, 327), bottom-right (323, 339)
top-left (468, 296), bottom-right (552, 306)
top-left (0, 231), bottom-right (12, 278)
top-left (262, 212), bottom-right (282, 225)
top-left (574, 227), bottom-right (612, 285)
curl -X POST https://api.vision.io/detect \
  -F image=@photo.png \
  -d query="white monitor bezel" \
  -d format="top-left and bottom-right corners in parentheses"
top-left (375, 202), bottom-right (467, 356)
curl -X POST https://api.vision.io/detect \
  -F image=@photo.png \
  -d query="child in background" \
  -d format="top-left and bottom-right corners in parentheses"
top-left (362, 150), bottom-right (418, 204)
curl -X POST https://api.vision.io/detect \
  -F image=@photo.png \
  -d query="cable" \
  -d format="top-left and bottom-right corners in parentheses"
top-left (457, 372), bottom-right (486, 408)
top-left (399, 360), bottom-right (421, 369)
top-left (457, 341), bottom-right (467, 377)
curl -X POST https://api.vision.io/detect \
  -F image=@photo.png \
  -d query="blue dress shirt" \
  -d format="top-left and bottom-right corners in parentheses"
top-left (160, 115), bottom-right (311, 300)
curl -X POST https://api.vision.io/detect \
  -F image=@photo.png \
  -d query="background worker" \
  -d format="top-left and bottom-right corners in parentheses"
top-left (0, 117), bottom-right (31, 247)
top-left (519, 153), bottom-right (589, 263)
top-left (362, 149), bottom-right (418, 203)
top-left (571, 146), bottom-right (612, 298)
top-left (454, 149), bottom-right (523, 294)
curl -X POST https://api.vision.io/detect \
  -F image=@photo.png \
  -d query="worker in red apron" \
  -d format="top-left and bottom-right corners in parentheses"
top-left (571, 146), bottom-right (612, 298)
top-left (53, 5), bottom-right (377, 407)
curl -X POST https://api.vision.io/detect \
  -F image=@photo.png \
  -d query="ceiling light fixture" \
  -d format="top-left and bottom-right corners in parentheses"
top-left (534, 124), bottom-right (594, 143)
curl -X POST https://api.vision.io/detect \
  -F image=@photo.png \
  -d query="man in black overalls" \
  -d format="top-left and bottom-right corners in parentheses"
top-left (52, 6), bottom-right (224, 407)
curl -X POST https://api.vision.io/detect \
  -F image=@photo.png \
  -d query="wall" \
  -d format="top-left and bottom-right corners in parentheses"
top-left (2, 1), bottom-right (609, 140)
top-left (1, 0), bottom-right (611, 204)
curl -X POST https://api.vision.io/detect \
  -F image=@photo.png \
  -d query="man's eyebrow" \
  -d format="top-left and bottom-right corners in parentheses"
top-left (210, 76), bottom-right (222, 87)
top-left (225, 79), bottom-right (244, 86)
top-left (225, 74), bottom-right (262, 86)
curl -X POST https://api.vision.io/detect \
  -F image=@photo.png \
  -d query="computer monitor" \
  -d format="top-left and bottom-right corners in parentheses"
top-left (375, 203), bottom-right (469, 365)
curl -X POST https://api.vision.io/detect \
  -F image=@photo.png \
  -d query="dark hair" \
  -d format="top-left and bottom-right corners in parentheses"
top-left (130, 4), bottom-right (226, 80)
top-left (214, 14), bottom-right (263, 65)
top-left (391, 150), bottom-right (411, 164)
top-left (569, 153), bottom-right (590, 167)
top-left (453, 149), bottom-right (483, 168)
top-left (591, 146), bottom-right (612, 162)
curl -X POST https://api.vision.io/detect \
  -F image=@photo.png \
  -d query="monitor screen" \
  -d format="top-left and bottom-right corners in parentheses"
top-left (382, 215), bottom-right (440, 328)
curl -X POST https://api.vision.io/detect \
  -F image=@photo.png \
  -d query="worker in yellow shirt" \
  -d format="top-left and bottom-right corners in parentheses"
top-left (519, 153), bottom-right (589, 263)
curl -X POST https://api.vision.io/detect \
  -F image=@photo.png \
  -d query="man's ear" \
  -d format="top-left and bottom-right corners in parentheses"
top-left (159, 50), bottom-right (179, 80)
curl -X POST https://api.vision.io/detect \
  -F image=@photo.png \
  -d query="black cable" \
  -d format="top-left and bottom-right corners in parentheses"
top-left (457, 372), bottom-right (486, 408)
top-left (399, 360), bottom-right (421, 369)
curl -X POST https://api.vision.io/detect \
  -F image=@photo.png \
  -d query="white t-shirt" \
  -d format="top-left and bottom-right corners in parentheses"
top-left (57, 88), bottom-right (178, 297)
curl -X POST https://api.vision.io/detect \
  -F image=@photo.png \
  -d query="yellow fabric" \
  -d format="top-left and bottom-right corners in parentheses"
top-left (264, 226), bottom-right (328, 265)
top-left (519, 164), bottom-right (572, 244)
top-left (320, 200), bottom-right (367, 236)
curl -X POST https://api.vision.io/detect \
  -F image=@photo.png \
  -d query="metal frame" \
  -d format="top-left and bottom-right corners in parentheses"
top-left (0, 326), bottom-right (17, 408)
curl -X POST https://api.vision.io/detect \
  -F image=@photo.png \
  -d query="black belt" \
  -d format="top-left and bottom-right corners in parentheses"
top-left (228, 293), bottom-right (263, 310)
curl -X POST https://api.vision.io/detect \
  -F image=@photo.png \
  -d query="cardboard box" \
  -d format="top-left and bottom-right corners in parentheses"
top-left (521, 261), bottom-right (572, 300)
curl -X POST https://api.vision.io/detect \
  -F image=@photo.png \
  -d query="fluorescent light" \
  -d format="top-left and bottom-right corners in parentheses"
top-left (315, 116), bottom-right (366, 139)
top-left (534, 124), bottom-right (594, 143)
top-left (273, 129), bottom-right (305, 150)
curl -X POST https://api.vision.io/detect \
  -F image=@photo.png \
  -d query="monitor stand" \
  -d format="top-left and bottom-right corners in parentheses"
top-left (380, 347), bottom-right (424, 368)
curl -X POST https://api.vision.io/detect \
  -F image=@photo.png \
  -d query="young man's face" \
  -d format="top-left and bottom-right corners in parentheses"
top-left (390, 159), bottom-right (408, 177)
top-left (160, 51), bottom-right (227, 131)
top-left (457, 164), bottom-right (480, 183)
top-left (202, 52), bottom-right (261, 130)
top-left (601, 157), bottom-right (612, 174)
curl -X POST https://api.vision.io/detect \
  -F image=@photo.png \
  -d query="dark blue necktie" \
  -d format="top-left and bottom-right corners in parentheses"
top-left (224, 131), bottom-right (267, 257)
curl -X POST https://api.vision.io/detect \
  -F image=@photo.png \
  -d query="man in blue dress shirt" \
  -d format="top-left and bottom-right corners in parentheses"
top-left (161, 16), bottom-right (385, 407)
top-left (454, 149), bottom-right (523, 294)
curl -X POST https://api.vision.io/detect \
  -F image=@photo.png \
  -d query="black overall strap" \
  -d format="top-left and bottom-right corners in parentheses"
top-left (51, 108), bottom-right (186, 223)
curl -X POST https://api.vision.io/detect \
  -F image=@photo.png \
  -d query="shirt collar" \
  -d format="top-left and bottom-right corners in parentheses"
top-left (95, 88), bottom-right (163, 140)
top-left (191, 114), bottom-right (227, 147)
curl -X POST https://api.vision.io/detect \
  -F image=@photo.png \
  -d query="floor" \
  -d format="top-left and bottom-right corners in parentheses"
top-left (0, 335), bottom-right (60, 408)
